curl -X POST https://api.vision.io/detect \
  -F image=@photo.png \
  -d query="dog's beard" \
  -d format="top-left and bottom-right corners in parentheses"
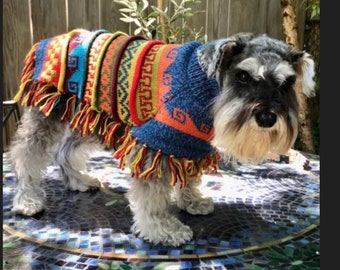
top-left (212, 98), bottom-right (298, 164)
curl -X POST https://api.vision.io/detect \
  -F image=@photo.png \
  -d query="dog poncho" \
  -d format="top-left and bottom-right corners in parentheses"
top-left (15, 29), bottom-right (220, 187)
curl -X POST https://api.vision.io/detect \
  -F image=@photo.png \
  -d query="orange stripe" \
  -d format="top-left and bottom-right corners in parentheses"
top-left (154, 107), bottom-right (214, 141)
top-left (92, 32), bottom-right (127, 111)
top-left (83, 33), bottom-right (112, 107)
top-left (155, 45), bottom-right (180, 110)
top-left (39, 34), bottom-right (68, 88)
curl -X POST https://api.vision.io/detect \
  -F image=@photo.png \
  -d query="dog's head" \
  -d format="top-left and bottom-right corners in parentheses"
top-left (198, 32), bottom-right (316, 164)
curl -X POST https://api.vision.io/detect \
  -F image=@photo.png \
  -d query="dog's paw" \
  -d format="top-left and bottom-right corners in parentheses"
top-left (67, 174), bottom-right (101, 192)
top-left (166, 223), bottom-right (193, 246)
top-left (12, 195), bottom-right (45, 216)
top-left (12, 204), bottom-right (45, 216)
top-left (132, 215), bottom-right (193, 246)
top-left (177, 197), bottom-right (214, 215)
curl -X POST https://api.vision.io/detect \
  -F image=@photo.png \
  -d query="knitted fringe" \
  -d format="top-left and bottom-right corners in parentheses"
top-left (14, 79), bottom-right (61, 117)
top-left (14, 43), bottom-right (39, 103)
top-left (68, 102), bottom-right (129, 148)
top-left (114, 133), bottom-right (221, 188)
top-left (15, 80), bottom-right (220, 186)
top-left (69, 103), bottom-right (98, 136)
top-left (61, 95), bottom-right (77, 121)
top-left (15, 81), bottom-right (127, 148)
top-left (21, 43), bottom-right (39, 80)
top-left (14, 43), bottom-right (62, 116)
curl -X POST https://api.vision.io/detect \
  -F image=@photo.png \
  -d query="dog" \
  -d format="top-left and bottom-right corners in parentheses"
top-left (9, 29), bottom-right (316, 246)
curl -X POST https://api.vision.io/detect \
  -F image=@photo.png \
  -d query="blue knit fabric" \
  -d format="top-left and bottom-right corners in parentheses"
top-left (66, 29), bottom-right (108, 99)
top-left (131, 41), bottom-right (219, 159)
top-left (33, 38), bottom-right (52, 81)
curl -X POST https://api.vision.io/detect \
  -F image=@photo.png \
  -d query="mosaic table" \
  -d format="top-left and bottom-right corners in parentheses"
top-left (2, 149), bottom-right (320, 269)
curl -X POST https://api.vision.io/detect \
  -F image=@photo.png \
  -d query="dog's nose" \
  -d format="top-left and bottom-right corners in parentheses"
top-left (255, 111), bottom-right (277, 128)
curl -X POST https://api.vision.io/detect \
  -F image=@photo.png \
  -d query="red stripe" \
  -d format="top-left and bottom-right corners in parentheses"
top-left (129, 40), bottom-right (164, 126)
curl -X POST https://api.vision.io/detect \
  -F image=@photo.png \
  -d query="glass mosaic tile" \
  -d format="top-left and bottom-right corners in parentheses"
top-left (2, 150), bottom-right (320, 269)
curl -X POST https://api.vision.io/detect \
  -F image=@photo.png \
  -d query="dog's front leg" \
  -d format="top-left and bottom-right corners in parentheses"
top-left (175, 176), bottom-right (214, 215)
top-left (12, 174), bottom-right (46, 216)
top-left (127, 177), bottom-right (193, 246)
top-left (10, 108), bottom-right (66, 216)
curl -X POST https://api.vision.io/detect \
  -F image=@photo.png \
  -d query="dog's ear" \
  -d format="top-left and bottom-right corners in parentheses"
top-left (197, 33), bottom-right (257, 78)
top-left (291, 51), bottom-right (316, 98)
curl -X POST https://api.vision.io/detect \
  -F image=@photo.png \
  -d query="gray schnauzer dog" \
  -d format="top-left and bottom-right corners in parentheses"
top-left (9, 30), bottom-right (315, 246)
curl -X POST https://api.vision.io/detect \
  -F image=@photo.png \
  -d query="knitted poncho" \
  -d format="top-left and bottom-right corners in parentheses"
top-left (15, 29), bottom-right (220, 187)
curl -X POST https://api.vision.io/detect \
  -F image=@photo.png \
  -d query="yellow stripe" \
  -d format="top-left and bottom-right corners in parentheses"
top-left (57, 33), bottom-right (71, 90)
top-left (91, 31), bottom-right (128, 111)
top-left (116, 39), bottom-right (145, 122)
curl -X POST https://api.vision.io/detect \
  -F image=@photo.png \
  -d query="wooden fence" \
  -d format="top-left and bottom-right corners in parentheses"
top-left (2, 0), bottom-right (308, 151)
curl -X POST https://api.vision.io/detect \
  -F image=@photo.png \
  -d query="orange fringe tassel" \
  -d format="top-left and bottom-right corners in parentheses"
top-left (114, 133), bottom-right (220, 188)
top-left (139, 149), bottom-right (162, 180)
top-left (129, 144), bottom-right (148, 178)
top-left (14, 43), bottom-right (39, 103)
top-left (39, 94), bottom-right (61, 116)
top-left (103, 122), bottom-right (121, 147)
top-left (17, 86), bottom-right (126, 149)
top-left (115, 134), bottom-right (138, 169)
top-left (98, 115), bottom-right (110, 135)
top-left (168, 155), bottom-right (185, 187)
top-left (61, 95), bottom-right (77, 121)
top-left (20, 43), bottom-right (38, 81)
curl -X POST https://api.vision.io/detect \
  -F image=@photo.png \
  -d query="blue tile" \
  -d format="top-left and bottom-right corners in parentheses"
top-left (298, 239), bottom-right (310, 245)
top-left (224, 258), bottom-right (237, 265)
top-left (65, 261), bottom-right (77, 267)
top-left (91, 245), bottom-right (101, 252)
top-left (87, 258), bottom-right (99, 265)
top-left (230, 239), bottom-right (241, 248)
top-left (195, 248), bottom-right (206, 255)
top-left (74, 263), bottom-right (87, 269)
top-left (219, 241), bottom-right (229, 248)
top-left (148, 249), bottom-right (159, 255)
top-left (87, 266), bottom-right (99, 270)
top-left (180, 261), bottom-right (192, 268)
top-left (208, 237), bottom-right (219, 244)
top-left (170, 249), bottom-right (181, 256)
top-left (103, 247), bottom-right (113, 253)
top-left (197, 239), bottom-right (207, 245)
top-left (30, 262), bottom-right (47, 270)
top-left (67, 254), bottom-right (81, 262)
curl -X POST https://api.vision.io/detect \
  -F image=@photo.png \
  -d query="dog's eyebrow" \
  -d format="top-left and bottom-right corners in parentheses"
top-left (237, 58), bottom-right (296, 85)
top-left (273, 62), bottom-right (295, 85)
top-left (236, 57), bottom-right (265, 80)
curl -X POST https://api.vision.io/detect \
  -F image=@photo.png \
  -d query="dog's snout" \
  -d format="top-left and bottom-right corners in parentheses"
top-left (255, 111), bottom-right (277, 128)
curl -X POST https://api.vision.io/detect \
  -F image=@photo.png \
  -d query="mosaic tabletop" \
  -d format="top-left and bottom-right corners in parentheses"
top-left (2, 149), bottom-right (320, 270)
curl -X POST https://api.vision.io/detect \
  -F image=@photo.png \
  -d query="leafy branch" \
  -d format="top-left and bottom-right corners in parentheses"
top-left (113, 0), bottom-right (206, 44)
top-left (301, 0), bottom-right (320, 19)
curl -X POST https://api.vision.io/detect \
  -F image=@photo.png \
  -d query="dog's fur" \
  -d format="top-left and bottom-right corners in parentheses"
top-left (9, 32), bottom-right (315, 246)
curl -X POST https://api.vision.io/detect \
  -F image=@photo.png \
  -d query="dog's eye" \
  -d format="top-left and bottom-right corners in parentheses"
top-left (236, 71), bottom-right (251, 83)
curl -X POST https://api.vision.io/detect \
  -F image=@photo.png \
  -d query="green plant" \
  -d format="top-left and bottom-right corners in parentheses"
top-left (245, 243), bottom-right (320, 269)
top-left (98, 261), bottom-right (131, 269)
top-left (113, 0), bottom-right (206, 44)
top-left (3, 241), bottom-right (29, 269)
top-left (301, 0), bottom-right (320, 19)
